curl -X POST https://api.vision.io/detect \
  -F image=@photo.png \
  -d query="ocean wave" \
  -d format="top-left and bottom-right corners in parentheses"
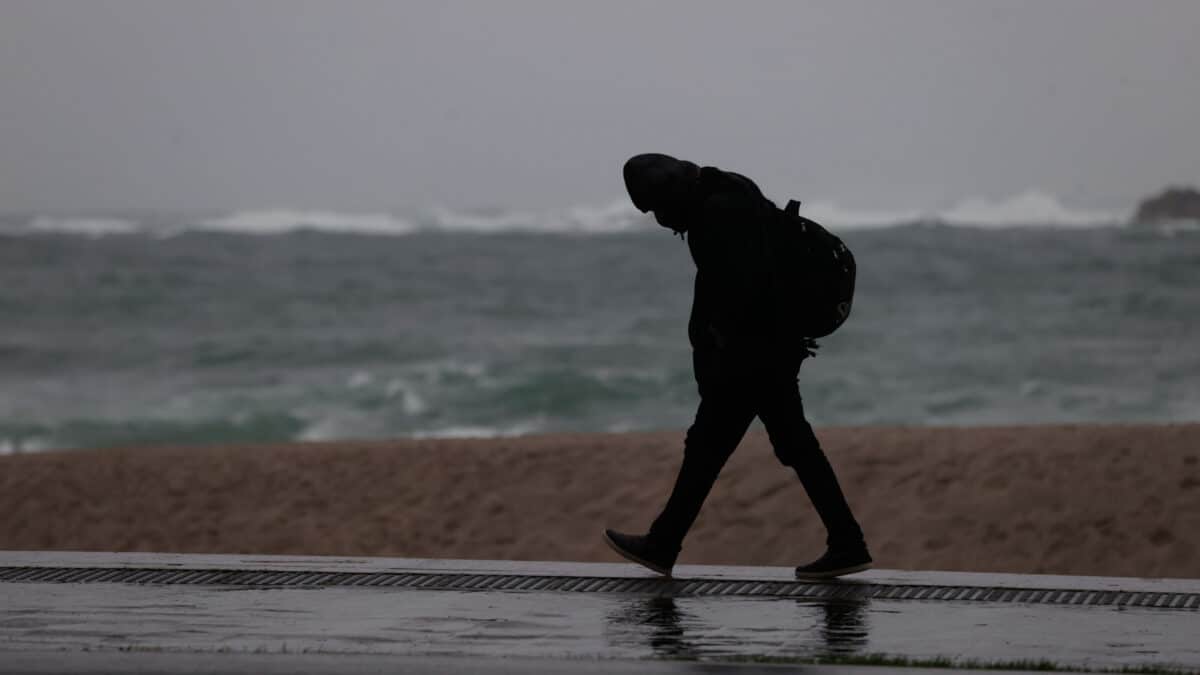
top-left (1, 190), bottom-right (1128, 239)
top-left (193, 202), bottom-right (646, 237)
top-left (800, 190), bottom-right (1125, 229)
top-left (22, 216), bottom-right (142, 237)
top-left (1137, 219), bottom-right (1200, 237)
top-left (937, 191), bottom-right (1125, 227)
top-left (1, 412), bottom-right (308, 452)
top-left (427, 199), bottom-right (646, 234)
top-left (198, 209), bottom-right (418, 236)
top-left (405, 420), bottom-right (546, 440)
top-left (0, 435), bottom-right (51, 455)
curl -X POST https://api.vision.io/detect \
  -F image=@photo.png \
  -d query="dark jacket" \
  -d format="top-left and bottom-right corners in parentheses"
top-left (624, 155), bottom-right (803, 381)
top-left (686, 167), bottom-right (800, 377)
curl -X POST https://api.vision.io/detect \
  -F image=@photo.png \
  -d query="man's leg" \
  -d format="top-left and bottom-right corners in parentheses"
top-left (647, 388), bottom-right (757, 551)
top-left (754, 373), bottom-right (865, 550)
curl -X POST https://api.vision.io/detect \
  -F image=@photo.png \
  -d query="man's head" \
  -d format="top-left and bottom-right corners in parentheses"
top-left (623, 153), bottom-right (700, 233)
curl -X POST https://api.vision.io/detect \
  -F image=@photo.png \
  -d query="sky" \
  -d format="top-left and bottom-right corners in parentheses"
top-left (1, 0), bottom-right (1198, 214)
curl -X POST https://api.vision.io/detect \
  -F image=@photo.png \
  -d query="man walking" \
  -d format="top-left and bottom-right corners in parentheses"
top-left (604, 153), bottom-right (871, 580)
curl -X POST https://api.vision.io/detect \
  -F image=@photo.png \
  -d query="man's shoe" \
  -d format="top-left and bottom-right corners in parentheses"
top-left (603, 529), bottom-right (678, 577)
top-left (794, 546), bottom-right (873, 580)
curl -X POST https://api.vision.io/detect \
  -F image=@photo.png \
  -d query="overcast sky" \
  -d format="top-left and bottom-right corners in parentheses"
top-left (1, 0), bottom-right (1198, 213)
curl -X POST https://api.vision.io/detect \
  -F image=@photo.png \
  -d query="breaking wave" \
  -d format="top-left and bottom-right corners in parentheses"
top-left (428, 199), bottom-right (645, 234)
top-left (22, 216), bottom-right (141, 237)
top-left (198, 209), bottom-right (418, 236)
top-left (2, 190), bottom-right (1128, 238)
top-left (937, 191), bottom-right (1125, 227)
top-left (801, 190), bottom-right (1126, 229)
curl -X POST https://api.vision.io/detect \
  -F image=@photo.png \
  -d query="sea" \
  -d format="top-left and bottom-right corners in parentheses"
top-left (2, 197), bottom-right (1198, 453)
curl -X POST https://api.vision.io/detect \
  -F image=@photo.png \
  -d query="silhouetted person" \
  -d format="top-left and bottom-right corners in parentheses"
top-left (604, 153), bottom-right (871, 580)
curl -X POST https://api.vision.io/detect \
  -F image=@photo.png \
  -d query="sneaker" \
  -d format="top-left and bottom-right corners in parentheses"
top-left (794, 546), bottom-right (873, 580)
top-left (603, 529), bottom-right (678, 577)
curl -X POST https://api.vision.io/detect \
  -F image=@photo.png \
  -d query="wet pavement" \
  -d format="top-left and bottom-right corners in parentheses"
top-left (1, 553), bottom-right (1197, 671)
top-left (0, 651), bottom-right (1083, 675)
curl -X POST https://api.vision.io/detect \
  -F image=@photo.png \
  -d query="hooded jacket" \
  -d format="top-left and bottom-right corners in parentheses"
top-left (624, 154), bottom-right (802, 378)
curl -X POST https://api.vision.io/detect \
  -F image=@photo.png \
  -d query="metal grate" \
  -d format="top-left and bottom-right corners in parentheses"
top-left (1, 566), bottom-right (1196, 610)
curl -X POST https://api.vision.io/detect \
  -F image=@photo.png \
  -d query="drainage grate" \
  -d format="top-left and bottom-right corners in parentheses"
top-left (1, 566), bottom-right (1196, 610)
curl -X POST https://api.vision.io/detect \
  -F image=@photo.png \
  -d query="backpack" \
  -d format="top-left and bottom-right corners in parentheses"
top-left (762, 199), bottom-right (856, 339)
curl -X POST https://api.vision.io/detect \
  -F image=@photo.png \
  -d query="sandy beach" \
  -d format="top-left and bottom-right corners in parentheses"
top-left (2, 424), bottom-right (1197, 578)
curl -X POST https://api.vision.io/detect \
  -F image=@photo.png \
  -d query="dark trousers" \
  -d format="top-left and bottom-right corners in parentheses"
top-left (648, 353), bottom-right (865, 552)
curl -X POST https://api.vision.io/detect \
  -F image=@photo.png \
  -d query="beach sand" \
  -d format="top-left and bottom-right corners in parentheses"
top-left (2, 424), bottom-right (1197, 578)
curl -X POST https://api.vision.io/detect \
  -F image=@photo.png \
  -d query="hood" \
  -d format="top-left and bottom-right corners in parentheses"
top-left (623, 153), bottom-right (700, 213)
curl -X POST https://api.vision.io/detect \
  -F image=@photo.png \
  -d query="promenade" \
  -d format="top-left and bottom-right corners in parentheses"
top-left (1, 552), bottom-right (1197, 672)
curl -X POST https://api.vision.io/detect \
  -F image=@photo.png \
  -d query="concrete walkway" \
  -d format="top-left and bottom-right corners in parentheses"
top-left (0, 651), bottom-right (1102, 675)
top-left (1, 552), bottom-right (1197, 672)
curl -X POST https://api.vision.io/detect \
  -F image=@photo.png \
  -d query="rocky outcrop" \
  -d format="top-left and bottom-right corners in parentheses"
top-left (1133, 186), bottom-right (1200, 223)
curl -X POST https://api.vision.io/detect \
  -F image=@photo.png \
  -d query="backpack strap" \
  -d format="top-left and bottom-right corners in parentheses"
top-left (783, 199), bottom-right (809, 234)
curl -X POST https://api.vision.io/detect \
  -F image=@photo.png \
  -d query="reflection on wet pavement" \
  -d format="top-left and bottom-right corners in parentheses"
top-left (609, 597), bottom-right (702, 659)
top-left (605, 596), bottom-right (870, 660)
top-left (1, 582), bottom-right (1197, 669)
top-left (818, 598), bottom-right (870, 656)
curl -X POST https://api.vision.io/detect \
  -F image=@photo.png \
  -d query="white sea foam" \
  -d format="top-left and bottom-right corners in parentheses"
top-left (296, 411), bottom-right (389, 442)
top-left (24, 216), bottom-right (141, 237)
top-left (382, 379), bottom-right (428, 416)
top-left (798, 190), bottom-right (1125, 229)
top-left (4, 190), bottom-right (1127, 239)
top-left (428, 199), bottom-right (645, 234)
top-left (407, 419), bottom-right (544, 439)
top-left (346, 371), bottom-right (374, 389)
top-left (429, 191), bottom-right (1122, 233)
top-left (198, 209), bottom-right (418, 236)
top-left (559, 200), bottom-right (647, 233)
top-left (406, 425), bottom-right (502, 439)
top-left (427, 206), bottom-right (537, 233)
top-left (296, 415), bottom-right (348, 442)
top-left (938, 191), bottom-right (1125, 227)
top-left (0, 436), bottom-right (50, 454)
